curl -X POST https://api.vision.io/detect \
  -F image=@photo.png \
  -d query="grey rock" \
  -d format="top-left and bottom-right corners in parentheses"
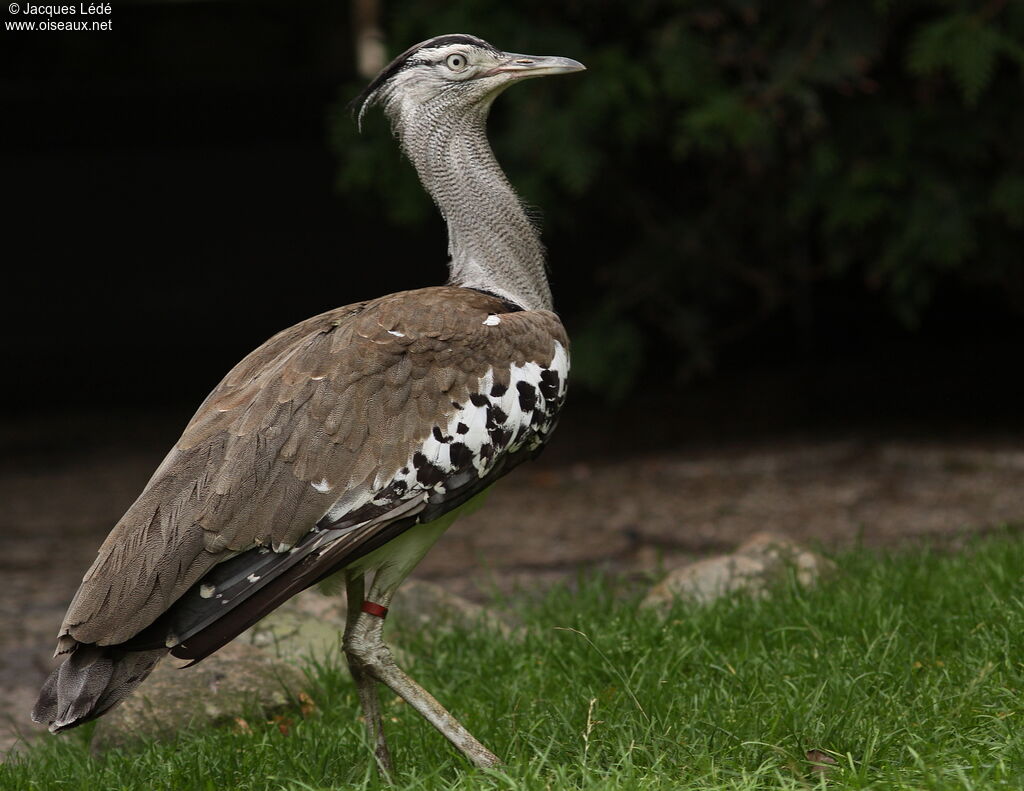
top-left (390, 579), bottom-right (516, 639)
top-left (90, 641), bottom-right (307, 751)
top-left (641, 531), bottom-right (835, 611)
top-left (735, 531), bottom-right (836, 586)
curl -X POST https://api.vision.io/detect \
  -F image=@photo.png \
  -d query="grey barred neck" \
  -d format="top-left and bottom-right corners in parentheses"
top-left (393, 97), bottom-right (552, 313)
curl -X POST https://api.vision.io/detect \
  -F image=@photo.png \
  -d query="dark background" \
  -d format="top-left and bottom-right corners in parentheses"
top-left (3, 0), bottom-right (1023, 453)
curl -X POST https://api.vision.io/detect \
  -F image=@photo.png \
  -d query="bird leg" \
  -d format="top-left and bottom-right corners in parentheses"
top-left (343, 572), bottom-right (394, 780)
top-left (343, 577), bottom-right (503, 769)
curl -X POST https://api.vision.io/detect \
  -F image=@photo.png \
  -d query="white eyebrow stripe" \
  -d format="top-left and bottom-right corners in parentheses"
top-left (421, 44), bottom-right (474, 62)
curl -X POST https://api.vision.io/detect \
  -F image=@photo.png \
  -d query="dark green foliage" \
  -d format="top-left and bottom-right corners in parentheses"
top-left (331, 1), bottom-right (1024, 396)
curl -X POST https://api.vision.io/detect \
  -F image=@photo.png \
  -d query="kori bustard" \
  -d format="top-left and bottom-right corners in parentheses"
top-left (33, 34), bottom-right (584, 772)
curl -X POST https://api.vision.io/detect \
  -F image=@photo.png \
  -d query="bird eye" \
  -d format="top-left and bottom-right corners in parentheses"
top-left (445, 53), bottom-right (468, 72)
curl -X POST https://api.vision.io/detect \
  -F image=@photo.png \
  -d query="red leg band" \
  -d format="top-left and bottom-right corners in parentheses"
top-left (361, 600), bottom-right (389, 618)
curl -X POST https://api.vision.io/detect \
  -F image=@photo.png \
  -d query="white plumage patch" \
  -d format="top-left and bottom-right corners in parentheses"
top-left (482, 314), bottom-right (501, 326)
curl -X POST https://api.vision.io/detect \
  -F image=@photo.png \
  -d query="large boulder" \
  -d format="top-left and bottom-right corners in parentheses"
top-left (641, 532), bottom-right (835, 612)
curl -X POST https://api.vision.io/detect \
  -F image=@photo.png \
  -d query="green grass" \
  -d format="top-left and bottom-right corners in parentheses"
top-left (4, 534), bottom-right (1024, 790)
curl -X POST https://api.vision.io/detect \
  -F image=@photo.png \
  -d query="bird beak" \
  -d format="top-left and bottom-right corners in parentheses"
top-left (488, 53), bottom-right (586, 79)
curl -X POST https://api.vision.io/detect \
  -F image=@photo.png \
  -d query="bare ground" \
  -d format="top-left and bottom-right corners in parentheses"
top-left (3, 410), bottom-right (1023, 757)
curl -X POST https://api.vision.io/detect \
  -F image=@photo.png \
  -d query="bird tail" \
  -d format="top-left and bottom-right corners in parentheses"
top-left (31, 644), bottom-right (167, 733)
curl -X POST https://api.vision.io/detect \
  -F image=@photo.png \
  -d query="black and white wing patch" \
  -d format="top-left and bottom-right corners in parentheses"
top-left (319, 339), bottom-right (569, 525)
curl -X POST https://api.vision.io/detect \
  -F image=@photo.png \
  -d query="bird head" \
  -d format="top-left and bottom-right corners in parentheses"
top-left (353, 34), bottom-right (585, 130)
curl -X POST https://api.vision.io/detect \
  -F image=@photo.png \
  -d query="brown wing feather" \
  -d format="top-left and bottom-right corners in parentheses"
top-left (57, 286), bottom-right (567, 650)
